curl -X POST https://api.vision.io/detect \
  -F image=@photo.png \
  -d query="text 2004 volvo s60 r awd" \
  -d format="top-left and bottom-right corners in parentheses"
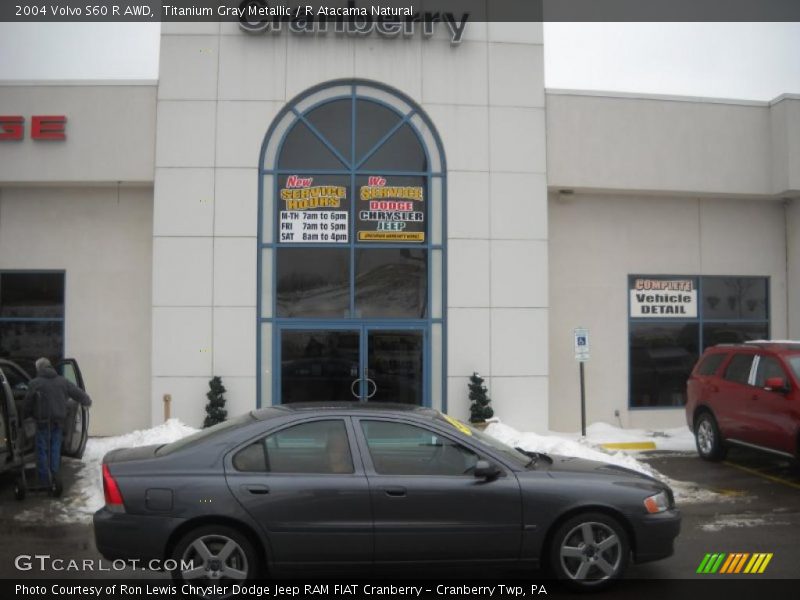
top-left (94, 404), bottom-right (680, 589)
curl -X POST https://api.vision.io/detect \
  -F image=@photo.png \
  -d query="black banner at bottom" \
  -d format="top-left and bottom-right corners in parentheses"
top-left (3, 579), bottom-right (799, 600)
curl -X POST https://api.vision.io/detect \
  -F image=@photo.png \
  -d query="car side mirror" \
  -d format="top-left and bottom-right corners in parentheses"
top-left (765, 377), bottom-right (790, 393)
top-left (474, 459), bottom-right (501, 480)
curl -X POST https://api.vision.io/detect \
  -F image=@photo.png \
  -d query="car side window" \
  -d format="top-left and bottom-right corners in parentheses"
top-left (723, 354), bottom-right (754, 384)
top-left (1, 364), bottom-right (28, 390)
top-left (754, 356), bottom-right (787, 388)
top-left (359, 420), bottom-right (479, 476)
top-left (696, 353), bottom-right (726, 376)
top-left (233, 419), bottom-right (354, 474)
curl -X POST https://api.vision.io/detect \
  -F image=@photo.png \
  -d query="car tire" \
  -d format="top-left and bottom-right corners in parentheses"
top-left (548, 512), bottom-right (630, 591)
top-left (695, 412), bottom-right (727, 461)
top-left (171, 524), bottom-right (261, 584)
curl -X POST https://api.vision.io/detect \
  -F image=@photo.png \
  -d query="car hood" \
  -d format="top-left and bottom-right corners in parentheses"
top-left (533, 454), bottom-right (664, 486)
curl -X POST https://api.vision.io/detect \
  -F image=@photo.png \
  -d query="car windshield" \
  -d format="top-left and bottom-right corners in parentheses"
top-left (435, 413), bottom-right (531, 467)
top-left (155, 413), bottom-right (254, 456)
top-left (788, 355), bottom-right (800, 382)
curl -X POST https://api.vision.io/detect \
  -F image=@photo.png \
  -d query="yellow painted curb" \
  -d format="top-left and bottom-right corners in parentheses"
top-left (601, 441), bottom-right (657, 450)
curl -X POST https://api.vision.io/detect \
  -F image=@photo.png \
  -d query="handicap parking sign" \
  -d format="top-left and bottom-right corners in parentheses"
top-left (574, 327), bottom-right (590, 361)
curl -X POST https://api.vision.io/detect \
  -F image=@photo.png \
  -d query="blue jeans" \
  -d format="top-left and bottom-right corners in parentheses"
top-left (35, 423), bottom-right (62, 485)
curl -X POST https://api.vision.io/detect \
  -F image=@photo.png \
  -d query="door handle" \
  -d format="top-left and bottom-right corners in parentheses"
top-left (751, 395), bottom-right (758, 401)
top-left (383, 486), bottom-right (406, 497)
top-left (242, 484), bottom-right (270, 495)
top-left (350, 378), bottom-right (361, 399)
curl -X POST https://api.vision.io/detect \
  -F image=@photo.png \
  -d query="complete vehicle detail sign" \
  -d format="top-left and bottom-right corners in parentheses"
top-left (630, 277), bottom-right (698, 318)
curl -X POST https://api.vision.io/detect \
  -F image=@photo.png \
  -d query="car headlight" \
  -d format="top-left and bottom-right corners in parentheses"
top-left (644, 490), bottom-right (670, 514)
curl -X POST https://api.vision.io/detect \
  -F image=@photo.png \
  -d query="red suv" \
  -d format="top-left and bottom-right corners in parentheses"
top-left (686, 341), bottom-right (800, 462)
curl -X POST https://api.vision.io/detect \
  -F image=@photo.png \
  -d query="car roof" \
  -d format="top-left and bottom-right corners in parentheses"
top-left (0, 358), bottom-right (31, 374)
top-left (709, 341), bottom-right (800, 353)
top-left (251, 402), bottom-right (442, 421)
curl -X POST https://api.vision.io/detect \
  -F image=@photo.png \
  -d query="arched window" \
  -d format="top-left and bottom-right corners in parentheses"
top-left (258, 81), bottom-right (446, 409)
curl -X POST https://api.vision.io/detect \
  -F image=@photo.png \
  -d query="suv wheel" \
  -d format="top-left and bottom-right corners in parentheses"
top-left (549, 512), bottom-right (630, 590)
top-left (695, 412), bottom-right (727, 461)
top-left (171, 525), bottom-right (260, 583)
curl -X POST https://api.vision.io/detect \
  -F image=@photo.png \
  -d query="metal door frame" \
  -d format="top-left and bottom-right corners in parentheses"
top-left (275, 322), bottom-right (429, 405)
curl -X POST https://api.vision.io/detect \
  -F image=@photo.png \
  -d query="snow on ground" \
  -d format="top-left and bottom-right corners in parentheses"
top-left (485, 422), bottom-right (659, 477)
top-left (701, 515), bottom-right (790, 532)
top-left (14, 419), bottom-right (198, 524)
top-left (484, 421), bottom-right (731, 505)
top-left (581, 422), bottom-right (697, 453)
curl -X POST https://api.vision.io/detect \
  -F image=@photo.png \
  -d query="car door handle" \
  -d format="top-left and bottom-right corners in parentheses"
top-left (242, 484), bottom-right (270, 495)
top-left (383, 486), bottom-right (406, 497)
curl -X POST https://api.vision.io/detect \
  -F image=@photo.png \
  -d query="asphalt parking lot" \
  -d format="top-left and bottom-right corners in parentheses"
top-left (633, 448), bottom-right (799, 579)
top-left (0, 448), bottom-right (797, 581)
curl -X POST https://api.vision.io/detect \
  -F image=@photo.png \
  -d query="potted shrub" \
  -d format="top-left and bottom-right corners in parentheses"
top-left (203, 376), bottom-right (228, 428)
top-left (468, 372), bottom-right (494, 429)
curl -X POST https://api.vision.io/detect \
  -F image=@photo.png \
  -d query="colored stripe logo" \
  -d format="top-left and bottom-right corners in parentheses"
top-left (697, 553), bottom-right (773, 574)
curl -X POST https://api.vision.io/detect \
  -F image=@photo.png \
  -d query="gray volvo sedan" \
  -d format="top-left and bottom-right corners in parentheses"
top-left (94, 404), bottom-right (680, 589)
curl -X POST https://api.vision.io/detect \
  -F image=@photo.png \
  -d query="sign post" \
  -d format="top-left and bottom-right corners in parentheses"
top-left (573, 328), bottom-right (590, 437)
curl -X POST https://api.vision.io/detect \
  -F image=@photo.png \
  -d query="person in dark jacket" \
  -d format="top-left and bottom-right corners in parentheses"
top-left (24, 357), bottom-right (92, 486)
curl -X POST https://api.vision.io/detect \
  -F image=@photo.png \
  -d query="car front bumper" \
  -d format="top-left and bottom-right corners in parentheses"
top-left (630, 508), bottom-right (681, 564)
top-left (94, 507), bottom-right (184, 562)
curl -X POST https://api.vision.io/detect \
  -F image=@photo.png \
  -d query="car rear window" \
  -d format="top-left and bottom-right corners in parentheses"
top-left (156, 413), bottom-right (255, 456)
top-left (723, 354), bottom-right (755, 384)
top-left (696, 353), bottom-right (726, 376)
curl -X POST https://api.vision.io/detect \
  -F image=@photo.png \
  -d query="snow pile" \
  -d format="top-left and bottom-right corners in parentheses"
top-left (484, 421), bottom-right (726, 505)
top-left (485, 422), bottom-right (660, 477)
top-left (15, 419), bottom-right (198, 524)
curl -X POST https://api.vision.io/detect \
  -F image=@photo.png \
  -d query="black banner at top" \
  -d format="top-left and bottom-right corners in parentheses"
top-left (2, 0), bottom-right (800, 23)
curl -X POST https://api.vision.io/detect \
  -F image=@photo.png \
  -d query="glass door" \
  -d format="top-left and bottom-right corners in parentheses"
top-left (279, 329), bottom-right (361, 403)
top-left (365, 328), bottom-right (425, 405)
top-left (278, 327), bottom-right (425, 405)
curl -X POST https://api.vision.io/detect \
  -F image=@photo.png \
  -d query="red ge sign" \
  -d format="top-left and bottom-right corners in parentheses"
top-left (0, 115), bottom-right (67, 141)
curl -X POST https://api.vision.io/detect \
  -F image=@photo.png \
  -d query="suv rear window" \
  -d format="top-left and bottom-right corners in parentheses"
top-left (723, 354), bottom-right (754, 384)
top-left (696, 353), bottom-right (726, 376)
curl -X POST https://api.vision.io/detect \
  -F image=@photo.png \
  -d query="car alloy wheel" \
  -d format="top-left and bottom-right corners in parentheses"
top-left (696, 419), bottom-right (714, 455)
top-left (173, 525), bottom-right (258, 583)
top-left (550, 512), bottom-right (629, 590)
top-left (695, 412), bottom-right (726, 461)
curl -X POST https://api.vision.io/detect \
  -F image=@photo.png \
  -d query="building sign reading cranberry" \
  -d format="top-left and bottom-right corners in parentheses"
top-left (357, 176), bottom-right (425, 242)
top-left (630, 277), bottom-right (698, 318)
top-left (279, 175), bottom-right (348, 243)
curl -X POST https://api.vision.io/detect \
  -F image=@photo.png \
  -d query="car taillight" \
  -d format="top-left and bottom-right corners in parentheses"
top-left (102, 464), bottom-right (124, 507)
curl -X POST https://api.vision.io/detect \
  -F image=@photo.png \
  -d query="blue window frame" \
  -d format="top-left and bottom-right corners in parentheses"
top-left (628, 274), bottom-right (770, 409)
top-left (258, 80), bottom-right (447, 410)
top-left (0, 270), bottom-right (66, 375)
